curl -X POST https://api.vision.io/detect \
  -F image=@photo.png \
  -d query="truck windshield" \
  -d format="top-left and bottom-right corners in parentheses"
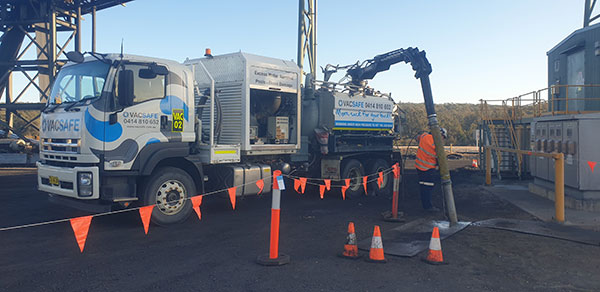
top-left (49, 60), bottom-right (110, 104)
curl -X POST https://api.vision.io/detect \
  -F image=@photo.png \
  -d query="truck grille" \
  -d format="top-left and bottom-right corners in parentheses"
top-left (42, 138), bottom-right (80, 154)
top-left (41, 138), bottom-right (80, 162)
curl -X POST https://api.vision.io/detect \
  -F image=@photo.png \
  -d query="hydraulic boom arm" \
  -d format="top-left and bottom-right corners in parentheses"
top-left (346, 47), bottom-right (432, 85)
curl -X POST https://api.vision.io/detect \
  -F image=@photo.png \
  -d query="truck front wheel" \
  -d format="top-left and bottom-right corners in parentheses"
top-left (142, 166), bottom-right (195, 225)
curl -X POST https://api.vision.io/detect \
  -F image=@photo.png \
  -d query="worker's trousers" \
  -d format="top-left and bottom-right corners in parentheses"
top-left (417, 168), bottom-right (435, 209)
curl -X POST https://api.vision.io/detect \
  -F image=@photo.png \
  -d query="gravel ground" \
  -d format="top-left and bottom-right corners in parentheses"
top-left (0, 164), bottom-right (598, 292)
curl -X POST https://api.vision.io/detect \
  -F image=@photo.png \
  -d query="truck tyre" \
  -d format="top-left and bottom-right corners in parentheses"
top-left (340, 159), bottom-right (365, 199)
top-left (142, 166), bottom-right (195, 225)
top-left (367, 159), bottom-right (392, 196)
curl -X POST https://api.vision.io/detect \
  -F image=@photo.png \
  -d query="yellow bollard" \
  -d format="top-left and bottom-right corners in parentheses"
top-left (554, 153), bottom-right (565, 223)
top-left (485, 147), bottom-right (492, 186)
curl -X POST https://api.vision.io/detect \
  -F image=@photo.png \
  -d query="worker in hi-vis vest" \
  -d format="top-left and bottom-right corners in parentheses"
top-left (414, 128), bottom-right (447, 212)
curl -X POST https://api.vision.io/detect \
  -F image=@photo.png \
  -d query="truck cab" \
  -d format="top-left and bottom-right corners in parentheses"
top-left (38, 53), bottom-right (200, 224)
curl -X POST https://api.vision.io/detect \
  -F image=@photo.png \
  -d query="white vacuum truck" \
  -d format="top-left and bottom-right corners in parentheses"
top-left (37, 50), bottom-right (403, 225)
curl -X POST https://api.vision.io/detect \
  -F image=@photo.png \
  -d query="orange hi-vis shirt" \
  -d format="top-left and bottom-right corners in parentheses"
top-left (415, 133), bottom-right (437, 171)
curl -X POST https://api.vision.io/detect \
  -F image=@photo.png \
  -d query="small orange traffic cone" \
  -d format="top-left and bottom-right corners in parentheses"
top-left (471, 159), bottom-right (478, 168)
top-left (366, 225), bottom-right (386, 263)
top-left (425, 227), bottom-right (445, 265)
top-left (341, 222), bottom-right (360, 259)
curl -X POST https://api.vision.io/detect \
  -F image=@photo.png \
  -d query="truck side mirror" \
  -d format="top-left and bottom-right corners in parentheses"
top-left (118, 69), bottom-right (135, 107)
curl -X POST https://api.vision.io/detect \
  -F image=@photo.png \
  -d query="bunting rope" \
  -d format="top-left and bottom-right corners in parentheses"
top-left (0, 165), bottom-right (402, 252)
top-left (0, 177), bottom-right (267, 232)
top-left (284, 167), bottom-right (395, 187)
top-left (0, 166), bottom-right (397, 233)
top-left (3, 158), bottom-right (597, 234)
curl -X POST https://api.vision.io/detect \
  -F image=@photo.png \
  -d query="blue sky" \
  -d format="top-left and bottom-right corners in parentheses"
top-left (11, 1), bottom-right (591, 104)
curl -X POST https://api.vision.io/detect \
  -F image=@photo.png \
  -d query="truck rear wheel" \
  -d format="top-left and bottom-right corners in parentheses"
top-left (142, 166), bottom-right (195, 226)
top-left (367, 159), bottom-right (392, 196)
top-left (340, 159), bottom-right (365, 199)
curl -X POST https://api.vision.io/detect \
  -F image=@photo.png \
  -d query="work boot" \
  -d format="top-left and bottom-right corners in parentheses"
top-left (425, 206), bottom-right (440, 212)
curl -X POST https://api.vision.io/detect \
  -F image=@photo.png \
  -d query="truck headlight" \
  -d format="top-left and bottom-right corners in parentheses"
top-left (77, 172), bottom-right (93, 197)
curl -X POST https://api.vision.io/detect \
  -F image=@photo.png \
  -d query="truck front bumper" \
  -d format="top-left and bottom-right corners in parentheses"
top-left (37, 162), bottom-right (100, 199)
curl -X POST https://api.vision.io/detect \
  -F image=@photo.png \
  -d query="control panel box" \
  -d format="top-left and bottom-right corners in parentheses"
top-left (267, 116), bottom-right (289, 143)
top-left (530, 113), bottom-right (600, 191)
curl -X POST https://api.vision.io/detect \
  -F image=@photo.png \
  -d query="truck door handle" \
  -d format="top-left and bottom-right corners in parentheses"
top-left (160, 115), bottom-right (168, 129)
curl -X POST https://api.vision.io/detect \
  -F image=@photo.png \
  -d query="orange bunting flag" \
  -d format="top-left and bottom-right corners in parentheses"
top-left (299, 177), bottom-right (307, 194)
top-left (70, 215), bottom-right (93, 253)
top-left (294, 179), bottom-right (301, 194)
top-left (256, 179), bottom-right (264, 195)
top-left (363, 176), bottom-right (368, 195)
top-left (588, 161), bottom-right (597, 173)
top-left (228, 187), bottom-right (237, 210)
top-left (191, 195), bottom-right (203, 221)
top-left (319, 185), bottom-right (326, 199)
top-left (139, 205), bottom-right (154, 235)
top-left (393, 163), bottom-right (400, 179)
top-left (341, 178), bottom-right (350, 200)
top-left (377, 172), bottom-right (383, 189)
top-left (324, 179), bottom-right (331, 191)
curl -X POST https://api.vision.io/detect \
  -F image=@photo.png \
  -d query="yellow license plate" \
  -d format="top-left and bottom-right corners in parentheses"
top-left (49, 176), bottom-right (59, 186)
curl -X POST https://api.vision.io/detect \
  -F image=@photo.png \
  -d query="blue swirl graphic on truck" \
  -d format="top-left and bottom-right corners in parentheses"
top-left (85, 109), bottom-right (123, 142)
top-left (160, 95), bottom-right (189, 121)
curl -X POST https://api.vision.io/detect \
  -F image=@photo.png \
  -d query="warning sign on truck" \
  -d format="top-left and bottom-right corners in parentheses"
top-left (172, 109), bottom-right (184, 132)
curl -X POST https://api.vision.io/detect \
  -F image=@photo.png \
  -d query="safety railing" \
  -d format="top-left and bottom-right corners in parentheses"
top-left (484, 146), bottom-right (564, 223)
top-left (480, 85), bottom-right (600, 122)
top-left (549, 84), bottom-right (600, 115)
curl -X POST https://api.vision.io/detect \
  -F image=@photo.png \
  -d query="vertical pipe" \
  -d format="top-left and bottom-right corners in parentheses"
top-left (75, 5), bottom-right (81, 53)
top-left (5, 73), bottom-right (12, 135)
top-left (585, 0), bottom-right (592, 27)
top-left (551, 87), bottom-right (555, 115)
top-left (310, 0), bottom-right (317, 76)
top-left (485, 147), bottom-right (492, 185)
top-left (565, 85), bottom-right (569, 114)
top-left (517, 127), bottom-right (523, 178)
top-left (92, 6), bottom-right (96, 53)
top-left (296, 0), bottom-right (305, 72)
top-left (48, 10), bottom-right (56, 92)
top-left (419, 75), bottom-right (458, 225)
top-left (75, 4), bottom-right (82, 101)
top-left (554, 153), bottom-right (565, 223)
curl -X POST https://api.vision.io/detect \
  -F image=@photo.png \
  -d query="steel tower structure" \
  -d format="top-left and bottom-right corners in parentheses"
top-left (0, 0), bottom-right (131, 138)
top-left (297, 0), bottom-right (316, 85)
top-left (584, 0), bottom-right (600, 27)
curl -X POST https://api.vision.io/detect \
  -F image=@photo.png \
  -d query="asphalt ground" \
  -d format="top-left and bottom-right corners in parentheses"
top-left (1, 163), bottom-right (599, 292)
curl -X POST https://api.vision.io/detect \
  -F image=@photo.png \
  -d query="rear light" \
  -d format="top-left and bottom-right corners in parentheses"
top-left (314, 128), bottom-right (329, 155)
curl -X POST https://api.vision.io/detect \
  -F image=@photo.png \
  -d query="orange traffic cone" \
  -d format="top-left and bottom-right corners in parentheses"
top-left (366, 225), bottom-right (386, 263)
top-left (471, 159), bottom-right (478, 168)
top-left (425, 226), bottom-right (445, 265)
top-left (341, 222), bottom-right (360, 259)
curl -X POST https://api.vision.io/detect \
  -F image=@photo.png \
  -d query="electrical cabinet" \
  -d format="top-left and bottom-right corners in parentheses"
top-left (530, 113), bottom-right (600, 195)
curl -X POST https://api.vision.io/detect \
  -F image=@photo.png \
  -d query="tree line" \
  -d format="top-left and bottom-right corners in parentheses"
top-left (398, 103), bottom-right (489, 146)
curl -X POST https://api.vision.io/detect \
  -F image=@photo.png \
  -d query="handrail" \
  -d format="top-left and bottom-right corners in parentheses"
top-left (484, 146), bottom-right (564, 223)
top-left (480, 84), bottom-right (600, 121)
